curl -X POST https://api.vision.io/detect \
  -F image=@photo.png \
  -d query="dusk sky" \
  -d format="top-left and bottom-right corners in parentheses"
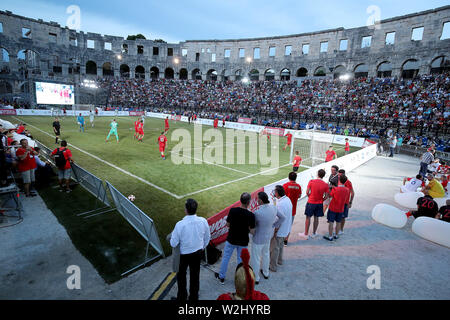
top-left (1, 0), bottom-right (449, 43)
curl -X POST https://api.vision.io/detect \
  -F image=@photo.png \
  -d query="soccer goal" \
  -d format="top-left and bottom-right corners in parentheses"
top-left (289, 129), bottom-right (335, 167)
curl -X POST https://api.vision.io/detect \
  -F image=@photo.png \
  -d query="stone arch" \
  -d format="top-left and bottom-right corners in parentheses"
top-left (401, 59), bottom-right (420, 79)
top-left (150, 66), bottom-right (159, 79)
top-left (102, 62), bottom-right (113, 77)
top-left (179, 68), bottom-right (188, 80)
top-left (20, 82), bottom-right (30, 93)
top-left (0, 80), bottom-right (13, 94)
top-left (376, 61), bottom-right (392, 78)
top-left (296, 67), bottom-right (308, 77)
top-left (430, 56), bottom-right (449, 74)
top-left (206, 69), bottom-right (217, 81)
top-left (120, 64), bottom-right (130, 78)
top-left (17, 49), bottom-right (39, 68)
top-left (1, 47), bottom-right (10, 63)
top-left (280, 68), bottom-right (291, 81)
top-left (333, 65), bottom-right (346, 79)
top-left (86, 60), bottom-right (97, 75)
top-left (249, 69), bottom-right (259, 81)
top-left (135, 65), bottom-right (145, 79)
top-left (165, 67), bottom-right (174, 79)
top-left (313, 66), bottom-right (326, 76)
top-left (222, 69), bottom-right (231, 81)
top-left (192, 68), bottom-right (201, 80)
top-left (264, 68), bottom-right (275, 81)
top-left (234, 69), bottom-right (243, 81)
top-left (353, 63), bottom-right (369, 78)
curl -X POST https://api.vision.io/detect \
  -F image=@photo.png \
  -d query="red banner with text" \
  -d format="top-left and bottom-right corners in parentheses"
top-left (0, 109), bottom-right (17, 115)
top-left (129, 111), bottom-right (145, 116)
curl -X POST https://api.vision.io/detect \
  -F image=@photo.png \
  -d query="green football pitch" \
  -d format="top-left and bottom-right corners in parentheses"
top-left (2, 115), bottom-right (357, 280)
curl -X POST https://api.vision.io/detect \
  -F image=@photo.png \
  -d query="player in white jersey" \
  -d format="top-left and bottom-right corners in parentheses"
top-left (89, 110), bottom-right (95, 127)
top-left (401, 175), bottom-right (424, 193)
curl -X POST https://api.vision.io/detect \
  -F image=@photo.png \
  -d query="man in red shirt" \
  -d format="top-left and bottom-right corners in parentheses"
top-left (137, 120), bottom-right (144, 142)
top-left (344, 138), bottom-right (350, 155)
top-left (16, 138), bottom-right (38, 197)
top-left (325, 146), bottom-right (337, 162)
top-left (16, 124), bottom-right (26, 135)
top-left (300, 169), bottom-right (329, 239)
top-left (214, 118), bottom-right (219, 129)
top-left (324, 175), bottom-right (350, 241)
top-left (283, 172), bottom-right (302, 245)
top-left (338, 169), bottom-right (355, 235)
top-left (283, 132), bottom-right (293, 151)
top-left (134, 118), bottom-right (140, 139)
top-left (164, 117), bottom-right (170, 133)
top-left (51, 140), bottom-right (73, 193)
top-left (222, 118), bottom-right (225, 127)
top-left (158, 132), bottom-right (168, 160)
top-left (292, 151), bottom-right (302, 172)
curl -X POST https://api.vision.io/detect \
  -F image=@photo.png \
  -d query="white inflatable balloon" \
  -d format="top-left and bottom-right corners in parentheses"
top-left (394, 192), bottom-right (424, 209)
top-left (412, 216), bottom-right (450, 248)
top-left (0, 119), bottom-right (16, 130)
top-left (371, 203), bottom-right (407, 228)
top-left (434, 197), bottom-right (449, 208)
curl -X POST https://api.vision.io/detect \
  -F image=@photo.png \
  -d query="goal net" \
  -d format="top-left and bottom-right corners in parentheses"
top-left (289, 129), bottom-right (335, 167)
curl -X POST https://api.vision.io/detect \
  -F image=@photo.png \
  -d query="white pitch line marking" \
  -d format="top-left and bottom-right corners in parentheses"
top-left (177, 153), bottom-right (252, 175)
top-left (13, 117), bottom-right (183, 199)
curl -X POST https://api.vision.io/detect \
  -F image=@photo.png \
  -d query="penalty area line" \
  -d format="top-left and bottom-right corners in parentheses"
top-left (13, 117), bottom-right (183, 199)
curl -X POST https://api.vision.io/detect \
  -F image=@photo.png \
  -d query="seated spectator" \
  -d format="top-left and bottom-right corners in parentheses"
top-left (406, 195), bottom-right (439, 219)
top-left (422, 173), bottom-right (446, 199)
top-left (437, 199), bottom-right (450, 223)
top-left (217, 248), bottom-right (269, 300)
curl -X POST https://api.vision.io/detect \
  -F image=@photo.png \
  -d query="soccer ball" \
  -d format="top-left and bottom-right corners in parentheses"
top-left (128, 194), bottom-right (135, 202)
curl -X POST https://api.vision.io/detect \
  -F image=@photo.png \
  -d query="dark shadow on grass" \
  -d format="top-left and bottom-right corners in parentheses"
top-left (37, 177), bottom-right (161, 284)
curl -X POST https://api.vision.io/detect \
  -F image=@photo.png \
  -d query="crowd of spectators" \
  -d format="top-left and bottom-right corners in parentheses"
top-left (102, 73), bottom-right (449, 150)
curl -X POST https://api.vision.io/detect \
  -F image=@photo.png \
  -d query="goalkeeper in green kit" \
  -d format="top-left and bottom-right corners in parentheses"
top-left (105, 119), bottom-right (119, 143)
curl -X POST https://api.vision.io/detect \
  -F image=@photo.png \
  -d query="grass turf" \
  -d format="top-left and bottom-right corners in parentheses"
top-left (2, 115), bottom-right (359, 282)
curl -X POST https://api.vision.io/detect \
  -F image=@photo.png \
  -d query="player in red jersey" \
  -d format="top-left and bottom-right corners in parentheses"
top-left (157, 132), bottom-right (168, 160)
top-left (292, 151), bottom-right (302, 172)
top-left (283, 132), bottom-right (293, 151)
top-left (137, 120), bottom-right (144, 142)
top-left (222, 118), bottom-right (225, 127)
top-left (283, 172), bottom-right (302, 245)
top-left (214, 118), bottom-right (219, 129)
top-left (344, 138), bottom-right (350, 155)
top-left (164, 117), bottom-right (170, 133)
top-left (337, 169), bottom-right (355, 235)
top-left (134, 118), bottom-right (140, 139)
top-left (323, 175), bottom-right (350, 241)
top-left (325, 146), bottom-right (337, 162)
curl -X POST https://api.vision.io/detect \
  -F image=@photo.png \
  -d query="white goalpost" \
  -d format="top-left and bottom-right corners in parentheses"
top-left (289, 129), bottom-right (335, 167)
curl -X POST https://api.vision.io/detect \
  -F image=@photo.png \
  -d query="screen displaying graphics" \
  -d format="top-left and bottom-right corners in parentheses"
top-left (35, 82), bottom-right (74, 105)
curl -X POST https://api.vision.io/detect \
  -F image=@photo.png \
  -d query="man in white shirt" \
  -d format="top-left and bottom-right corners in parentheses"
top-left (170, 198), bottom-right (210, 301)
top-left (269, 185), bottom-right (293, 272)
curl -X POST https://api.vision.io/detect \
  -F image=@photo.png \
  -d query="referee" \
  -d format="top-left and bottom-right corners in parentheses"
top-left (52, 117), bottom-right (61, 144)
top-left (419, 149), bottom-right (434, 178)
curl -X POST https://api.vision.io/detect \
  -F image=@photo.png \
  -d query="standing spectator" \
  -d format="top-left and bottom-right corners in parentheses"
top-left (283, 172), bottom-right (302, 245)
top-left (338, 169), bottom-right (355, 235)
top-left (299, 169), bottom-right (329, 239)
top-left (325, 146), bottom-right (337, 162)
top-left (215, 193), bottom-right (255, 283)
top-left (419, 149), bottom-right (434, 178)
top-left (170, 199), bottom-right (210, 301)
top-left (51, 140), bottom-right (73, 193)
top-left (217, 249), bottom-right (269, 300)
top-left (389, 136), bottom-right (397, 157)
top-left (323, 175), bottom-right (350, 241)
top-left (323, 165), bottom-right (339, 214)
top-left (250, 192), bottom-right (284, 284)
top-left (15, 139), bottom-right (38, 197)
top-left (32, 147), bottom-right (54, 187)
top-left (269, 185), bottom-right (292, 272)
top-left (396, 136), bottom-right (403, 154)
